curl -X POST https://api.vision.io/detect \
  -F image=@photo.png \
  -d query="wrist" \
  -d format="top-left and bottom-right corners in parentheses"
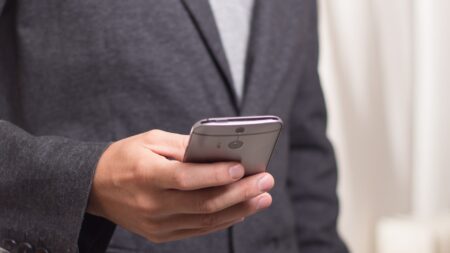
top-left (86, 142), bottom-right (114, 218)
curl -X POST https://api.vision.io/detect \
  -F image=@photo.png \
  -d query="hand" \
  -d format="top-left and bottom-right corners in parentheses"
top-left (87, 129), bottom-right (275, 243)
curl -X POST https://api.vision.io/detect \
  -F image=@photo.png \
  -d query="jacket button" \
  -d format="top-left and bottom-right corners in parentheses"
top-left (0, 239), bottom-right (17, 251)
top-left (14, 242), bottom-right (33, 253)
top-left (35, 248), bottom-right (49, 253)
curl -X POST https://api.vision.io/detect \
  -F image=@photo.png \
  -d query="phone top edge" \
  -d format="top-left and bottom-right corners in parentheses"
top-left (191, 115), bottom-right (283, 129)
top-left (189, 115), bottom-right (283, 136)
top-left (205, 115), bottom-right (282, 123)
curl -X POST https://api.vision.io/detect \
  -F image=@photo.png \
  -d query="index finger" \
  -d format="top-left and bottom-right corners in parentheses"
top-left (143, 129), bottom-right (189, 161)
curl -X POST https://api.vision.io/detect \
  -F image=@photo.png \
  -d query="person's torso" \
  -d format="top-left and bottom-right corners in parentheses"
top-left (2, 1), bottom-right (315, 252)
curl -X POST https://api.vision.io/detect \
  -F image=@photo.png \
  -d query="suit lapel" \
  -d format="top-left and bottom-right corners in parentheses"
top-left (240, 1), bottom-right (289, 116)
top-left (180, 0), bottom-right (239, 114)
top-left (181, 1), bottom-right (291, 116)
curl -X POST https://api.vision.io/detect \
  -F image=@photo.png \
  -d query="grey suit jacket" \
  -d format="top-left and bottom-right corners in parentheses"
top-left (0, 0), bottom-right (348, 252)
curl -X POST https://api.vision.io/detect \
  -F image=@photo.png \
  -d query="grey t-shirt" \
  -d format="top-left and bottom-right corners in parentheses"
top-left (209, 0), bottom-right (255, 102)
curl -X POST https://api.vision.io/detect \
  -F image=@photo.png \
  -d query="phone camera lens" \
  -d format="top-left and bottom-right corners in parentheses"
top-left (235, 127), bottom-right (245, 133)
top-left (228, 140), bottom-right (244, 149)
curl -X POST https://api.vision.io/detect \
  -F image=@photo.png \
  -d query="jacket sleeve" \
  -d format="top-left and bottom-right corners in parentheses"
top-left (0, 121), bottom-right (113, 253)
top-left (286, 1), bottom-right (349, 252)
top-left (0, 2), bottom-right (115, 252)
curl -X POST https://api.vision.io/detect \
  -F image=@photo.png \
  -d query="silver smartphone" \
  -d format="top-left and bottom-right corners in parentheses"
top-left (183, 115), bottom-right (283, 175)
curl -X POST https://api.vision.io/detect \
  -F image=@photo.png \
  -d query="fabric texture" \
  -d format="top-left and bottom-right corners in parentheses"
top-left (209, 0), bottom-right (254, 102)
top-left (0, 0), bottom-right (348, 252)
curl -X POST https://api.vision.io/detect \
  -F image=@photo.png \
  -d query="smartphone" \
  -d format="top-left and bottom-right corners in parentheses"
top-left (183, 115), bottom-right (283, 175)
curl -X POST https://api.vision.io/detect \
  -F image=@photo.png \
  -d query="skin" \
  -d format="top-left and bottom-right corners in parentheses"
top-left (87, 129), bottom-right (275, 243)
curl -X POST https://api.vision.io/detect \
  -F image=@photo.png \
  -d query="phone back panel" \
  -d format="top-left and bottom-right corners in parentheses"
top-left (184, 117), bottom-right (282, 175)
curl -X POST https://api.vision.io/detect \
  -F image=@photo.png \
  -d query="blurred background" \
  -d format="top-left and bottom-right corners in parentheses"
top-left (317, 0), bottom-right (450, 252)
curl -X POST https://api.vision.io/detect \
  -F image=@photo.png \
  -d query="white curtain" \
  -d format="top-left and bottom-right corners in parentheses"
top-left (317, 0), bottom-right (450, 252)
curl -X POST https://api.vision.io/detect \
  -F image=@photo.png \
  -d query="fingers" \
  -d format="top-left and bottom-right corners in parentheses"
top-left (155, 193), bottom-right (272, 232)
top-left (139, 129), bottom-right (247, 191)
top-left (150, 194), bottom-right (272, 243)
top-left (143, 129), bottom-right (189, 161)
top-left (149, 217), bottom-right (244, 243)
top-left (154, 161), bottom-right (245, 190)
top-left (168, 173), bottom-right (275, 214)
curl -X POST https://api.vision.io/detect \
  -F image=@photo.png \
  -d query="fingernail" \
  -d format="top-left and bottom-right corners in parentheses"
top-left (258, 174), bottom-right (274, 192)
top-left (256, 195), bottom-right (272, 210)
top-left (229, 164), bottom-right (244, 179)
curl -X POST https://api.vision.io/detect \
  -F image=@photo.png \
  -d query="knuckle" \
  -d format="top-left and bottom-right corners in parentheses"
top-left (147, 220), bottom-right (164, 232)
top-left (147, 129), bottom-right (162, 138)
top-left (242, 200), bottom-right (256, 214)
top-left (148, 205), bottom-right (164, 216)
top-left (134, 195), bottom-right (148, 211)
top-left (147, 234), bottom-right (165, 244)
top-left (201, 214), bottom-right (220, 227)
top-left (200, 199), bottom-right (218, 214)
top-left (135, 196), bottom-right (163, 216)
top-left (173, 169), bottom-right (189, 189)
top-left (133, 159), bottom-right (151, 182)
top-left (134, 157), bottom-right (148, 173)
top-left (242, 185), bottom-right (255, 200)
top-left (213, 167), bottom-right (225, 183)
top-left (145, 130), bottom-right (156, 141)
